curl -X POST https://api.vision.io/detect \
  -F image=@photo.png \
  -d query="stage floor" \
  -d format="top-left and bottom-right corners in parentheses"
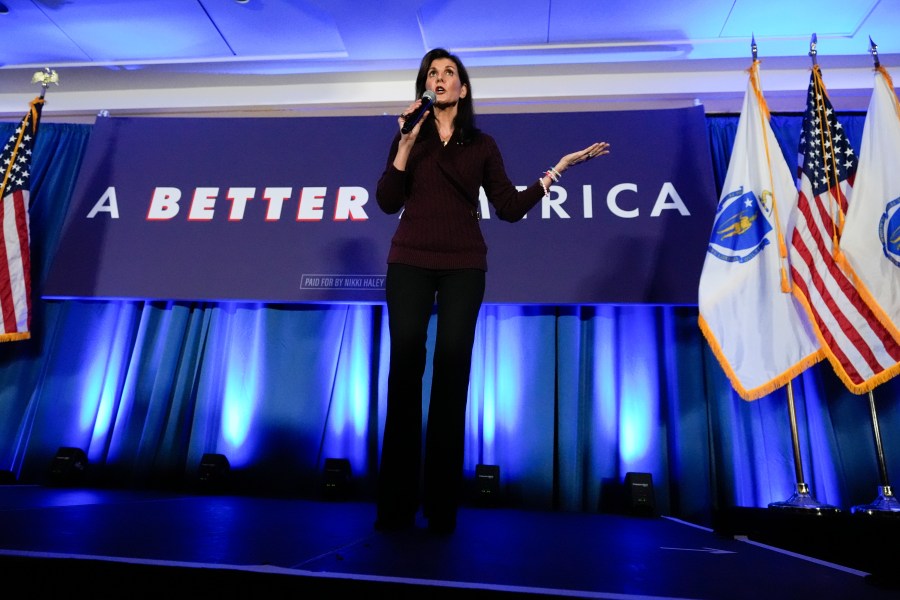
top-left (0, 485), bottom-right (895, 599)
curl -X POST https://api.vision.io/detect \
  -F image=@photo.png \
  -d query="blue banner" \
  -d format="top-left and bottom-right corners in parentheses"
top-left (44, 108), bottom-right (717, 304)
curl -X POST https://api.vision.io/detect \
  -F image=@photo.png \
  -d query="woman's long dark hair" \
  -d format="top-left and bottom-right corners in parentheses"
top-left (414, 48), bottom-right (478, 143)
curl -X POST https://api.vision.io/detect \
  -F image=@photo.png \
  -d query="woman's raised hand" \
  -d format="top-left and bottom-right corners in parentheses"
top-left (559, 141), bottom-right (610, 172)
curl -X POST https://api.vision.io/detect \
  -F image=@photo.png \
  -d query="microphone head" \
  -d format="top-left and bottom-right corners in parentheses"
top-left (422, 90), bottom-right (437, 104)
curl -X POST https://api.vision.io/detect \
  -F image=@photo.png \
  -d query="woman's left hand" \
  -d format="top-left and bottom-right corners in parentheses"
top-left (560, 142), bottom-right (610, 170)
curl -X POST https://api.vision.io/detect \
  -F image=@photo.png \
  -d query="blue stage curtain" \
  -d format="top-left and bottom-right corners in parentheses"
top-left (1, 115), bottom-right (897, 526)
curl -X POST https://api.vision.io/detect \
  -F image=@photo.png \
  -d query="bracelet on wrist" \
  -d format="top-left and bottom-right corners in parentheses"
top-left (539, 177), bottom-right (550, 197)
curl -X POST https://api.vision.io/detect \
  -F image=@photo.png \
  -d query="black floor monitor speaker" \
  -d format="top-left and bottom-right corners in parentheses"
top-left (323, 458), bottom-right (352, 500)
top-left (48, 447), bottom-right (88, 486)
top-left (624, 471), bottom-right (655, 515)
top-left (197, 453), bottom-right (230, 491)
top-left (476, 464), bottom-right (500, 505)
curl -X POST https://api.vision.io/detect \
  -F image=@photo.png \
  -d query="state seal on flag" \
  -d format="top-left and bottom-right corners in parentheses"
top-left (706, 187), bottom-right (772, 264)
top-left (880, 196), bottom-right (900, 268)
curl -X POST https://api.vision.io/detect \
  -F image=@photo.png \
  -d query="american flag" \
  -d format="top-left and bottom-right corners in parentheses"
top-left (789, 65), bottom-right (900, 392)
top-left (0, 97), bottom-right (43, 342)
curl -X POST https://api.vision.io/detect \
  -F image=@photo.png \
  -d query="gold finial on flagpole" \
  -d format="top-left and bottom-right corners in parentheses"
top-left (869, 36), bottom-right (880, 68)
top-left (31, 67), bottom-right (59, 98)
top-left (751, 33), bottom-right (757, 61)
top-left (808, 33), bottom-right (818, 66)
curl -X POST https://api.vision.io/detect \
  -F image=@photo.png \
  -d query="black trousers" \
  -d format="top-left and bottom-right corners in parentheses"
top-left (377, 263), bottom-right (485, 525)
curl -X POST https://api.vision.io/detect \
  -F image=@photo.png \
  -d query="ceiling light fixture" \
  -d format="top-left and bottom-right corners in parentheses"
top-left (0, 3), bottom-right (9, 15)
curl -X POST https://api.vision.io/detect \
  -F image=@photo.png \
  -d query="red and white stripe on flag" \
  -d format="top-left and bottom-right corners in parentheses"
top-left (789, 65), bottom-right (900, 393)
top-left (0, 98), bottom-right (43, 342)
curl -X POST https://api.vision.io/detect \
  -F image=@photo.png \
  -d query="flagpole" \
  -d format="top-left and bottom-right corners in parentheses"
top-left (846, 40), bottom-right (900, 515)
top-left (768, 381), bottom-right (839, 513)
top-left (761, 35), bottom-right (838, 514)
top-left (0, 68), bottom-right (56, 343)
top-left (869, 36), bottom-right (880, 69)
top-left (851, 391), bottom-right (900, 514)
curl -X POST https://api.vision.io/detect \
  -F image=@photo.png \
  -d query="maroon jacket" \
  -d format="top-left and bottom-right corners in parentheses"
top-left (376, 131), bottom-right (545, 271)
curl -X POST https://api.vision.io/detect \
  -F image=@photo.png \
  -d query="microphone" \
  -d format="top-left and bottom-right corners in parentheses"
top-left (401, 90), bottom-right (437, 134)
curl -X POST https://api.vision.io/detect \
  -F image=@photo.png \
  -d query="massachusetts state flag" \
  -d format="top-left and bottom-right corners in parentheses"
top-left (789, 65), bottom-right (900, 393)
top-left (699, 61), bottom-right (821, 400)
top-left (834, 65), bottom-right (900, 386)
top-left (0, 97), bottom-right (43, 342)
